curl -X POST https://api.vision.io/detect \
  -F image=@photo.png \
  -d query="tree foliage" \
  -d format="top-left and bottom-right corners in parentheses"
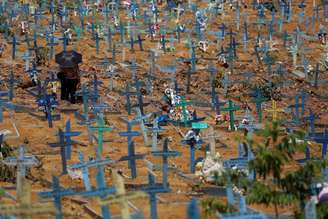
top-left (247, 122), bottom-right (327, 218)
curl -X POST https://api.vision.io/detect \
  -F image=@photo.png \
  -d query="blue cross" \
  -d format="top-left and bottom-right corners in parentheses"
top-left (68, 150), bottom-right (114, 191)
top-left (78, 165), bottom-right (116, 219)
top-left (308, 130), bottom-right (328, 158)
top-left (48, 129), bottom-right (71, 174)
top-left (118, 119), bottom-right (143, 178)
top-left (151, 138), bottom-right (181, 188)
top-left (142, 173), bottom-right (170, 219)
top-left (38, 176), bottom-right (76, 219)
top-left (181, 138), bottom-right (204, 173)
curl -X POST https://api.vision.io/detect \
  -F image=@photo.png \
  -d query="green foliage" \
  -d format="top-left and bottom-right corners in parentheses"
top-left (0, 142), bottom-right (16, 183)
top-left (212, 168), bottom-right (248, 187)
top-left (0, 17), bottom-right (11, 36)
top-left (246, 122), bottom-right (309, 218)
top-left (245, 122), bottom-right (328, 218)
top-left (246, 181), bottom-right (296, 206)
top-left (251, 81), bottom-right (278, 100)
top-left (201, 198), bottom-right (235, 218)
top-left (249, 122), bottom-right (305, 181)
top-left (36, 47), bottom-right (49, 66)
top-left (0, 188), bottom-right (5, 197)
top-left (281, 160), bottom-right (326, 208)
top-left (316, 202), bottom-right (328, 219)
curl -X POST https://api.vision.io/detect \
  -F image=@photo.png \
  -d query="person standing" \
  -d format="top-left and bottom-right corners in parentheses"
top-left (57, 65), bottom-right (80, 104)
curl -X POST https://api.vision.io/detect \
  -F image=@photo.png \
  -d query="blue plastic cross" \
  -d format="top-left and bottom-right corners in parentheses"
top-left (308, 130), bottom-right (328, 158)
top-left (151, 138), bottom-right (181, 188)
top-left (68, 150), bottom-right (114, 191)
top-left (62, 119), bottom-right (81, 159)
top-left (150, 118), bottom-right (165, 152)
top-left (90, 113), bottom-right (113, 155)
top-left (48, 129), bottom-right (71, 174)
top-left (132, 108), bottom-right (152, 146)
top-left (118, 119), bottom-right (142, 178)
top-left (142, 173), bottom-right (170, 219)
top-left (187, 198), bottom-right (201, 219)
top-left (120, 83), bottom-right (137, 115)
top-left (181, 138), bottom-right (204, 173)
top-left (78, 165), bottom-right (116, 219)
top-left (38, 176), bottom-right (76, 219)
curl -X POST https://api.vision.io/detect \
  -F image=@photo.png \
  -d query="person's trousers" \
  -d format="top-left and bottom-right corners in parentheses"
top-left (60, 78), bottom-right (79, 104)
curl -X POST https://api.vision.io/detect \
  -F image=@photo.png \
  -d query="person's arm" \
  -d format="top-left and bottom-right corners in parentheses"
top-left (76, 66), bottom-right (81, 88)
top-left (57, 71), bottom-right (65, 80)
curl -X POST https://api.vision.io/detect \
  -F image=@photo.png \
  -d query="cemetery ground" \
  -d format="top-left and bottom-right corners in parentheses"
top-left (0, 0), bottom-right (328, 219)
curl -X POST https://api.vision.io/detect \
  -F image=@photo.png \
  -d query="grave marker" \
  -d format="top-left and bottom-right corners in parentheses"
top-left (2, 145), bottom-right (38, 195)
top-left (181, 138), bottom-right (204, 173)
top-left (131, 78), bottom-right (147, 116)
top-left (305, 111), bottom-right (316, 134)
top-left (265, 100), bottom-right (284, 122)
top-left (100, 170), bottom-right (147, 219)
top-left (4, 71), bottom-right (20, 101)
top-left (175, 96), bottom-right (192, 126)
top-left (142, 173), bottom-right (170, 219)
top-left (151, 138), bottom-right (181, 188)
top-left (78, 165), bottom-right (116, 219)
top-left (118, 140), bottom-right (145, 179)
top-left (221, 100), bottom-right (241, 131)
top-left (37, 92), bottom-right (59, 128)
top-left (119, 119), bottom-right (144, 179)
top-left (120, 83), bottom-right (137, 115)
top-left (0, 180), bottom-right (56, 218)
top-left (68, 150), bottom-right (114, 191)
top-left (62, 119), bottom-right (81, 160)
top-left (251, 89), bottom-right (267, 123)
top-left (132, 108), bottom-right (152, 146)
top-left (187, 198), bottom-right (201, 219)
top-left (305, 199), bottom-right (317, 219)
top-left (238, 109), bottom-right (262, 139)
top-left (90, 113), bottom-right (113, 155)
top-left (308, 129), bottom-right (328, 158)
top-left (48, 129), bottom-right (71, 174)
top-left (39, 176), bottom-right (77, 219)
top-left (8, 34), bottom-right (19, 60)
top-left (150, 118), bottom-right (165, 152)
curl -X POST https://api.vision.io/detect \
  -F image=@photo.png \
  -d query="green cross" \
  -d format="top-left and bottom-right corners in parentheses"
top-left (90, 113), bottom-right (113, 155)
top-left (221, 100), bottom-right (240, 131)
top-left (74, 26), bottom-right (82, 50)
top-left (175, 96), bottom-right (192, 125)
top-left (251, 90), bottom-right (267, 123)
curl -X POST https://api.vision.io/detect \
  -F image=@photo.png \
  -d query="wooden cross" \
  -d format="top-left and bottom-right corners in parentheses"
top-left (0, 179), bottom-right (56, 219)
top-left (99, 170), bottom-right (147, 219)
top-left (2, 145), bottom-right (38, 195)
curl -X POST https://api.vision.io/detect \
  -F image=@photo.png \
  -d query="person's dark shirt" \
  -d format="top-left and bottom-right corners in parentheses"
top-left (60, 66), bottom-right (80, 81)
